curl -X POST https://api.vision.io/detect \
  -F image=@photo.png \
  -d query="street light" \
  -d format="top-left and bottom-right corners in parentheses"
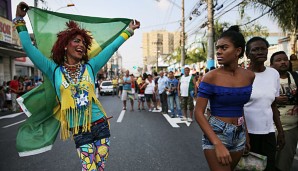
top-left (55, 4), bottom-right (75, 12)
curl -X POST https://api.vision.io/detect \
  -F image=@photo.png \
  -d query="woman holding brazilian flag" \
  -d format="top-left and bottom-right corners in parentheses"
top-left (14, 2), bottom-right (140, 170)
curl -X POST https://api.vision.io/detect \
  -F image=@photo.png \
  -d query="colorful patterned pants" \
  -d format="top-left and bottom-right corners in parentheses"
top-left (77, 138), bottom-right (110, 171)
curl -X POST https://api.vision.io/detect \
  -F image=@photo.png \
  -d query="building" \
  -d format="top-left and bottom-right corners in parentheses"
top-left (97, 52), bottom-right (123, 80)
top-left (0, 0), bottom-right (39, 84)
top-left (142, 30), bottom-right (180, 72)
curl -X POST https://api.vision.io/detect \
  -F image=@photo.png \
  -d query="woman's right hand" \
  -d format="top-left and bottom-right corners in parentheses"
top-left (214, 143), bottom-right (232, 165)
top-left (16, 2), bottom-right (29, 18)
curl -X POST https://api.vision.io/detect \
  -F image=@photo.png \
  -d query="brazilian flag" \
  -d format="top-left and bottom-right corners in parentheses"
top-left (16, 7), bottom-right (131, 157)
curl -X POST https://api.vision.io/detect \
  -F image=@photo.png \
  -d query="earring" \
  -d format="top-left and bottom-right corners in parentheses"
top-left (64, 47), bottom-right (67, 51)
top-left (64, 56), bottom-right (67, 62)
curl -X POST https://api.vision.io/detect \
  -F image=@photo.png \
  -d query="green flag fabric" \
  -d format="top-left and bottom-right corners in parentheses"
top-left (16, 7), bottom-right (131, 157)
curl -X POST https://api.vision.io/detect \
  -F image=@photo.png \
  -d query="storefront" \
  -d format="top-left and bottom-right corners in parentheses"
top-left (0, 16), bottom-right (42, 83)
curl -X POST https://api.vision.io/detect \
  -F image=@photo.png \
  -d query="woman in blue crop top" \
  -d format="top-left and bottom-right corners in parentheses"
top-left (15, 2), bottom-right (140, 171)
top-left (195, 26), bottom-right (255, 171)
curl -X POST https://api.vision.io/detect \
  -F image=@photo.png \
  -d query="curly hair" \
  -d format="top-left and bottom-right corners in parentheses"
top-left (51, 20), bottom-right (93, 65)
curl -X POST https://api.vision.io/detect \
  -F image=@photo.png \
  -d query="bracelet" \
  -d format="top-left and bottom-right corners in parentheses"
top-left (13, 17), bottom-right (26, 26)
top-left (13, 17), bottom-right (27, 32)
top-left (125, 27), bottom-right (134, 36)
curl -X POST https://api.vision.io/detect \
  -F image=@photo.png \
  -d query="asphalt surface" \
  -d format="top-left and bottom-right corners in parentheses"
top-left (0, 95), bottom-right (297, 171)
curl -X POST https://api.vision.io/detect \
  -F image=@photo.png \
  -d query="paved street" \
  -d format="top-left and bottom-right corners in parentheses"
top-left (0, 95), bottom-right (298, 171)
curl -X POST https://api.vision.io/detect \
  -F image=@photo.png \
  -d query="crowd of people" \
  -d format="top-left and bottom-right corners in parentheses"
top-left (98, 31), bottom-right (298, 171)
top-left (104, 67), bottom-right (204, 122)
top-left (0, 76), bottom-right (42, 112)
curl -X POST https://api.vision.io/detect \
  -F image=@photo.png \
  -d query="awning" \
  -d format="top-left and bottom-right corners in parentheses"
top-left (0, 41), bottom-right (26, 58)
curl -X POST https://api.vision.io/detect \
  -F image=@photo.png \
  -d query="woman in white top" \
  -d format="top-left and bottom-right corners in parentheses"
top-left (243, 37), bottom-right (285, 171)
top-left (143, 74), bottom-right (157, 111)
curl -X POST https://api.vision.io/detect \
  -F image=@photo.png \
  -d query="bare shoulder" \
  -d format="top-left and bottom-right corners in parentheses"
top-left (201, 69), bottom-right (218, 84)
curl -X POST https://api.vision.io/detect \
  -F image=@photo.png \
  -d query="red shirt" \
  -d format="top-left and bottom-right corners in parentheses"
top-left (138, 83), bottom-right (145, 94)
top-left (131, 80), bottom-right (135, 88)
top-left (9, 80), bottom-right (19, 94)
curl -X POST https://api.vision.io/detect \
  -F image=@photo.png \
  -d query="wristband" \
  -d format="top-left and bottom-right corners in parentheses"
top-left (125, 27), bottom-right (134, 36)
top-left (16, 25), bottom-right (28, 33)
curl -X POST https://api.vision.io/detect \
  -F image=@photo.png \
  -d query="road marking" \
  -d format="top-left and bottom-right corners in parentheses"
top-left (2, 119), bottom-right (26, 128)
top-left (163, 114), bottom-right (191, 128)
top-left (0, 112), bottom-right (24, 120)
top-left (117, 110), bottom-right (126, 123)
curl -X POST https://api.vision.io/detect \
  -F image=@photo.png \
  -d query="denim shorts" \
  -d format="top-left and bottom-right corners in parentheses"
top-left (73, 119), bottom-right (110, 148)
top-left (202, 116), bottom-right (246, 152)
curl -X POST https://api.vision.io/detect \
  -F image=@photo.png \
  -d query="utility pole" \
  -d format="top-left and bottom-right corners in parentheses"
top-left (156, 50), bottom-right (159, 71)
top-left (180, 0), bottom-right (186, 67)
top-left (207, 0), bottom-right (214, 69)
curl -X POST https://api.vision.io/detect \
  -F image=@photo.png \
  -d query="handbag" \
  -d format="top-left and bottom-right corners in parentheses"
top-left (235, 152), bottom-right (267, 171)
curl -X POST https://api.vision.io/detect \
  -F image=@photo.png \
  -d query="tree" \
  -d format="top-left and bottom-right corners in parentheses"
top-left (238, 16), bottom-right (269, 38)
top-left (165, 47), bottom-right (181, 65)
top-left (186, 46), bottom-right (207, 64)
top-left (214, 17), bottom-right (269, 42)
top-left (245, 0), bottom-right (298, 54)
top-left (166, 42), bottom-right (207, 66)
top-left (214, 20), bottom-right (230, 42)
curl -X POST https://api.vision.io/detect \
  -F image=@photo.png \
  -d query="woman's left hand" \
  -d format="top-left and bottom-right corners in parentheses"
top-left (129, 20), bottom-right (140, 30)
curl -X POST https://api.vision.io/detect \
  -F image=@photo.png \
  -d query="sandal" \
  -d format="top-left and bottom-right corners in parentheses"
top-left (122, 107), bottom-right (126, 110)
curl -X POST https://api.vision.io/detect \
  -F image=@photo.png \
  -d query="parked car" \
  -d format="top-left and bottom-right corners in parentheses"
top-left (99, 81), bottom-right (114, 96)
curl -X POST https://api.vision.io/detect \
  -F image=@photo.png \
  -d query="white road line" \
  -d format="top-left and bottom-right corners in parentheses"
top-left (163, 114), bottom-right (191, 128)
top-left (117, 110), bottom-right (126, 123)
top-left (0, 112), bottom-right (24, 120)
top-left (2, 119), bottom-right (26, 128)
top-left (163, 114), bottom-right (180, 128)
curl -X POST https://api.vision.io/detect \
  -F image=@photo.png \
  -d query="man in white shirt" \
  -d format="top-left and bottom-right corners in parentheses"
top-left (178, 66), bottom-right (197, 122)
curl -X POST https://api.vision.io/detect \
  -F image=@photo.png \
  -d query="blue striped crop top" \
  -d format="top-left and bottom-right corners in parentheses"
top-left (198, 82), bottom-right (252, 117)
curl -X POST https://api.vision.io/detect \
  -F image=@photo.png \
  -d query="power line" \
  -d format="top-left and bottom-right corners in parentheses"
top-left (214, 0), bottom-right (237, 17)
top-left (161, 0), bottom-right (175, 30)
top-left (240, 0), bottom-right (285, 26)
top-left (140, 20), bottom-right (180, 29)
top-left (185, 3), bottom-right (207, 28)
top-left (186, 0), bottom-right (237, 39)
top-left (214, 0), bottom-right (245, 20)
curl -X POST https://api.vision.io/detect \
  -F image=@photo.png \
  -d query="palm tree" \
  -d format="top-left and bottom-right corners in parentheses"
top-left (186, 45), bottom-right (207, 64)
top-left (245, 0), bottom-right (297, 54)
top-left (166, 44), bottom-right (207, 66)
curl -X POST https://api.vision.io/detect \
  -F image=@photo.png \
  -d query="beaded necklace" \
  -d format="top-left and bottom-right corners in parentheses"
top-left (61, 62), bottom-right (85, 85)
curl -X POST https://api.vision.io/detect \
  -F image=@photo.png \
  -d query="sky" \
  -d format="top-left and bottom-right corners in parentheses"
top-left (11, 0), bottom-right (282, 71)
